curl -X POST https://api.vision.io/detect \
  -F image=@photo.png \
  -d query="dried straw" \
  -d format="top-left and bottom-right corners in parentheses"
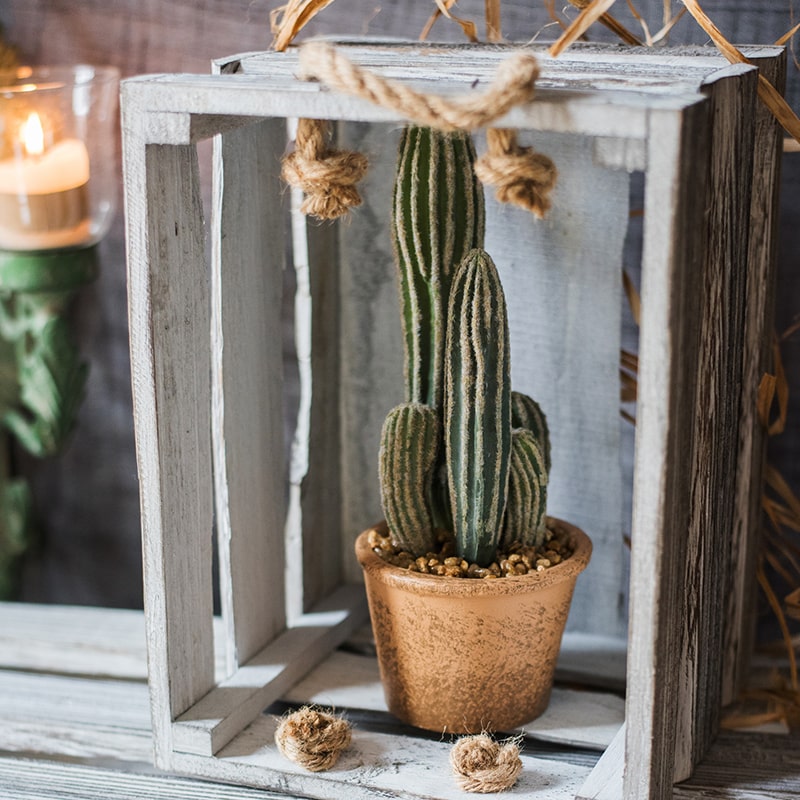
top-left (271, 0), bottom-right (336, 52)
top-left (680, 0), bottom-right (800, 145)
top-left (549, 0), bottom-right (619, 58)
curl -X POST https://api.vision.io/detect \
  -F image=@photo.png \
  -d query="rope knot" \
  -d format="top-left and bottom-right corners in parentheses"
top-left (281, 118), bottom-right (369, 220)
top-left (476, 128), bottom-right (557, 218)
top-left (274, 706), bottom-right (352, 772)
top-left (450, 733), bottom-right (523, 793)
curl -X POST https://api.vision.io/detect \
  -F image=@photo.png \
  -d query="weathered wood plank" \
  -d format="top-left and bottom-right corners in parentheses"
top-left (673, 732), bottom-right (800, 800)
top-left (623, 97), bottom-right (712, 800)
top-left (0, 757), bottom-right (284, 799)
top-left (0, 602), bottom-right (148, 680)
top-left (174, 714), bottom-right (595, 800)
top-left (674, 63), bottom-right (758, 779)
top-left (0, 670), bottom-right (152, 762)
top-left (296, 177), bottom-right (346, 611)
top-left (172, 585), bottom-right (367, 757)
top-left (722, 50), bottom-right (786, 704)
top-left (483, 129), bottom-right (629, 640)
top-left (211, 118), bottom-right (288, 673)
top-left (576, 722), bottom-right (626, 800)
top-left (123, 113), bottom-right (216, 766)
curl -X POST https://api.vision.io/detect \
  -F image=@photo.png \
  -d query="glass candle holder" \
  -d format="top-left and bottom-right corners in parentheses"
top-left (0, 65), bottom-right (119, 252)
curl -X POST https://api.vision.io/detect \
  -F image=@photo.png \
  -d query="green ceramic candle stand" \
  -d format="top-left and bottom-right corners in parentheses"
top-left (0, 246), bottom-right (96, 596)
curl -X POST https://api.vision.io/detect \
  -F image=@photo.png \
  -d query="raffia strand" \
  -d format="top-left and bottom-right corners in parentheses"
top-left (281, 117), bottom-right (368, 220)
top-left (475, 128), bottom-right (557, 218)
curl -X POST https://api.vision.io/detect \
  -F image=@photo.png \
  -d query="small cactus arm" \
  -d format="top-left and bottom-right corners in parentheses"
top-left (378, 402), bottom-right (439, 555)
top-left (501, 428), bottom-right (549, 550)
top-left (511, 390), bottom-right (551, 473)
top-left (392, 126), bottom-right (485, 410)
top-left (445, 249), bottom-right (512, 566)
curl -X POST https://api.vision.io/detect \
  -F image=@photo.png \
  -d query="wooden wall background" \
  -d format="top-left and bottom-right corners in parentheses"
top-left (1, 0), bottom-right (797, 609)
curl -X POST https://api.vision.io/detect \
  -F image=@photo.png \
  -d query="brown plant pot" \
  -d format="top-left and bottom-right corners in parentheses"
top-left (355, 518), bottom-right (591, 734)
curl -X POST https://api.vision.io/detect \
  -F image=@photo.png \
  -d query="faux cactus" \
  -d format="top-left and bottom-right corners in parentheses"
top-left (378, 126), bottom-right (551, 567)
top-left (501, 428), bottom-right (549, 550)
top-left (378, 403), bottom-right (439, 556)
top-left (393, 126), bottom-right (484, 410)
top-left (444, 249), bottom-right (512, 565)
top-left (510, 391), bottom-right (551, 473)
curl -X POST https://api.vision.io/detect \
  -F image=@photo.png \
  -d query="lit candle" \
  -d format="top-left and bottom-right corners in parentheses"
top-left (0, 111), bottom-right (91, 250)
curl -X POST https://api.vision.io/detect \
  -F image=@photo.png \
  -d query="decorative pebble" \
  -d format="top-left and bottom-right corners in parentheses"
top-left (274, 706), bottom-right (352, 772)
top-left (450, 733), bottom-right (523, 793)
top-left (370, 524), bottom-right (573, 578)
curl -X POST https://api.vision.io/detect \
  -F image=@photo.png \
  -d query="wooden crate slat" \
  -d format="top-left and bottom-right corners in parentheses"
top-left (674, 64), bottom-right (758, 777)
top-left (723, 50), bottom-right (787, 702)
top-left (623, 98), bottom-right (712, 800)
top-left (124, 126), bottom-right (216, 765)
top-left (484, 129), bottom-right (629, 639)
top-left (576, 722), bottom-right (626, 800)
top-left (172, 585), bottom-right (367, 757)
top-left (122, 74), bottom-right (663, 140)
top-left (294, 187), bottom-right (346, 612)
top-left (211, 118), bottom-right (288, 671)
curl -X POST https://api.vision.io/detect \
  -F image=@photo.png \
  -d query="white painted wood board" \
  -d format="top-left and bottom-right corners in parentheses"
top-left (211, 118), bottom-right (288, 673)
top-left (482, 129), bottom-right (628, 639)
top-left (0, 758), bottom-right (286, 799)
top-left (0, 670), bottom-right (152, 763)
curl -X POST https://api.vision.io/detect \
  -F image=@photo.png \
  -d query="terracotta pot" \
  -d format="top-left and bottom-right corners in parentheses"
top-left (355, 518), bottom-right (591, 734)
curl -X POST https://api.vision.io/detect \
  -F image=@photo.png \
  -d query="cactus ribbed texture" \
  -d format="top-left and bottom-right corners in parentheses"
top-left (501, 428), bottom-right (549, 550)
top-left (445, 249), bottom-right (512, 565)
top-left (393, 126), bottom-right (484, 410)
top-left (379, 403), bottom-right (439, 555)
top-left (379, 127), bottom-right (551, 566)
top-left (511, 391), bottom-right (551, 472)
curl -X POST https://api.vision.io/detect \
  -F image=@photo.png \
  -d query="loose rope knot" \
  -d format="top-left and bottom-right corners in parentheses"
top-left (298, 41), bottom-right (539, 132)
top-left (274, 706), bottom-right (352, 772)
top-left (450, 733), bottom-right (523, 793)
top-left (475, 128), bottom-right (558, 218)
top-left (281, 118), bottom-right (369, 220)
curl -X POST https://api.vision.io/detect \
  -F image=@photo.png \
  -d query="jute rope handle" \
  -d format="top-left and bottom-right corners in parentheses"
top-left (282, 42), bottom-right (557, 219)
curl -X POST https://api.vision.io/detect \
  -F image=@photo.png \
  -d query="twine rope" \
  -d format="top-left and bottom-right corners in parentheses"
top-left (274, 706), bottom-right (352, 772)
top-left (298, 41), bottom-right (539, 132)
top-left (475, 128), bottom-right (557, 219)
top-left (450, 733), bottom-right (523, 793)
top-left (286, 42), bottom-right (557, 218)
top-left (281, 117), bottom-right (369, 220)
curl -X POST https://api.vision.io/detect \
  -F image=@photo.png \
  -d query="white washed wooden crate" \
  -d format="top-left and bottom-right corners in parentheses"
top-left (122, 42), bottom-right (785, 800)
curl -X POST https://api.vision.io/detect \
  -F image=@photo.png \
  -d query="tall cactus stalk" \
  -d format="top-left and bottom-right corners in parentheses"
top-left (444, 249), bottom-right (512, 566)
top-left (393, 127), bottom-right (484, 410)
top-left (378, 126), bottom-right (551, 567)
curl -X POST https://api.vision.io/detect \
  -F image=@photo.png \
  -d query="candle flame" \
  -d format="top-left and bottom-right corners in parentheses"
top-left (20, 112), bottom-right (45, 157)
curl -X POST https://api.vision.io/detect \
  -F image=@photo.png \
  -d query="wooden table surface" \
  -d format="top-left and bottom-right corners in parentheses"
top-left (0, 602), bottom-right (798, 799)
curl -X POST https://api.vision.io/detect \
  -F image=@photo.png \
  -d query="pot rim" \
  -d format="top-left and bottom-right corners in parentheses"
top-left (355, 516), bottom-right (591, 598)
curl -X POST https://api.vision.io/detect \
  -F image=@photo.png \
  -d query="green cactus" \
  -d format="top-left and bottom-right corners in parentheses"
top-left (379, 403), bottom-right (439, 555)
top-left (393, 126), bottom-right (484, 410)
top-left (501, 428), bottom-right (549, 550)
top-left (444, 249), bottom-right (512, 566)
top-left (511, 391), bottom-right (551, 473)
top-left (378, 127), bottom-right (551, 567)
